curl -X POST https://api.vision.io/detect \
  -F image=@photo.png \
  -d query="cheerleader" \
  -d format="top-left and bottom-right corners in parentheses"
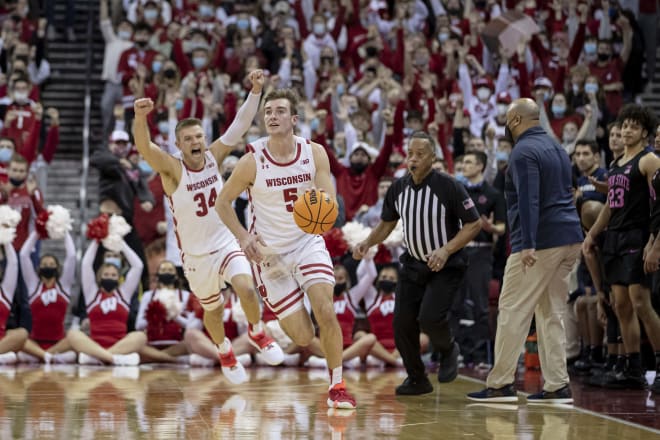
top-left (0, 240), bottom-right (26, 364)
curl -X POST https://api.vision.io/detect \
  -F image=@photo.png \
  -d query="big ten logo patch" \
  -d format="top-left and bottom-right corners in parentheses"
top-left (379, 299), bottom-right (395, 317)
top-left (41, 288), bottom-right (58, 306)
top-left (301, 158), bottom-right (309, 165)
top-left (100, 297), bottom-right (118, 314)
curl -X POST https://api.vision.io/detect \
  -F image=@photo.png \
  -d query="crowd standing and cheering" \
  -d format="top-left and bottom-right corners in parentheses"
top-left (0, 0), bottom-right (659, 408)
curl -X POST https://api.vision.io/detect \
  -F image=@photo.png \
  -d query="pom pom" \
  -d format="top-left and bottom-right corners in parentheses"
top-left (0, 205), bottom-right (21, 228)
top-left (145, 300), bottom-right (168, 340)
top-left (101, 214), bottom-right (132, 252)
top-left (86, 214), bottom-right (109, 241)
top-left (340, 221), bottom-right (371, 249)
top-left (322, 228), bottom-right (349, 261)
top-left (382, 221), bottom-right (403, 248)
top-left (153, 288), bottom-right (182, 321)
top-left (0, 226), bottom-right (16, 245)
top-left (46, 205), bottom-right (73, 239)
top-left (36, 210), bottom-right (50, 239)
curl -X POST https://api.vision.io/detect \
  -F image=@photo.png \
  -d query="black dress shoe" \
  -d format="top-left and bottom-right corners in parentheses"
top-left (395, 376), bottom-right (434, 395)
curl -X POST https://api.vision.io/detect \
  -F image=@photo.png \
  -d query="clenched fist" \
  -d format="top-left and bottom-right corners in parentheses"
top-left (134, 98), bottom-right (154, 116)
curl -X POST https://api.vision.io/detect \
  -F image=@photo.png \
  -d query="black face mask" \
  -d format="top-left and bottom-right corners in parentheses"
top-left (100, 278), bottom-right (119, 292)
top-left (222, 172), bottom-right (232, 181)
top-left (135, 40), bottom-right (148, 49)
top-left (333, 282), bottom-right (347, 296)
top-left (504, 125), bottom-right (515, 145)
top-left (350, 162), bottom-right (368, 174)
top-left (39, 267), bottom-right (58, 279)
top-left (598, 53), bottom-right (610, 62)
top-left (157, 273), bottom-right (177, 285)
top-left (9, 177), bottom-right (25, 187)
top-left (378, 280), bottom-right (397, 293)
top-left (163, 68), bottom-right (176, 79)
top-left (448, 8), bottom-right (461, 15)
top-left (389, 161), bottom-right (402, 168)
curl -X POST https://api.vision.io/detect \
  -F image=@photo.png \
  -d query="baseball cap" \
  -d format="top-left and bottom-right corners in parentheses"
top-left (496, 92), bottom-right (512, 104)
top-left (110, 130), bottom-right (130, 143)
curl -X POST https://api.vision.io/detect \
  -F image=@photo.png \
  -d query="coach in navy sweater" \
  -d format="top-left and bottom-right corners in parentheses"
top-left (467, 98), bottom-right (583, 404)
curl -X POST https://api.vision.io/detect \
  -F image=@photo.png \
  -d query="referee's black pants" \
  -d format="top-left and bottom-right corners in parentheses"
top-left (394, 257), bottom-right (466, 381)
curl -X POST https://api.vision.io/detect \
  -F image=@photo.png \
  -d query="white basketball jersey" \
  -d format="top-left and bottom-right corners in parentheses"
top-left (248, 136), bottom-right (316, 253)
top-left (167, 151), bottom-right (234, 256)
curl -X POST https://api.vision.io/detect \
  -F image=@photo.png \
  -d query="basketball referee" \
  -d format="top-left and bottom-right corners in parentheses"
top-left (354, 131), bottom-right (482, 395)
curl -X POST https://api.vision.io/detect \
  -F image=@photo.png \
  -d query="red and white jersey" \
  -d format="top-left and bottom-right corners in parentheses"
top-left (87, 290), bottom-right (130, 349)
top-left (167, 150), bottom-right (236, 256)
top-left (366, 292), bottom-right (396, 351)
top-left (247, 136), bottom-right (317, 253)
top-left (29, 282), bottom-right (70, 345)
top-left (0, 289), bottom-right (11, 338)
top-left (333, 293), bottom-right (358, 347)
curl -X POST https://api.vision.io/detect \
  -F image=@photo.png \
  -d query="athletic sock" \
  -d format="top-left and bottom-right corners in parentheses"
top-left (217, 338), bottom-right (232, 355)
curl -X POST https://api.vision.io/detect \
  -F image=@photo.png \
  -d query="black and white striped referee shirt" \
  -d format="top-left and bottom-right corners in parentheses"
top-left (381, 170), bottom-right (480, 262)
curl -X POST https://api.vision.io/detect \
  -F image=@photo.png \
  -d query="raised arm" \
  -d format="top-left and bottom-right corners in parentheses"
top-left (119, 240), bottom-right (144, 304)
top-left (1, 242), bottom-right (17, 302)
top-left (134, 290), bottom-right (153, 331)
top-left (81, 240), bottom-right (100, 304)
top-left (60, 231), bottom-right (77, 293)
top-left (19, 231), bottom-right (39, 294)
top-left (347, 258), bottom-right (378, 305)
top-left (208, 70), bottom-right (264, 164)
top-left (133, 98), bottom-right (180, 179)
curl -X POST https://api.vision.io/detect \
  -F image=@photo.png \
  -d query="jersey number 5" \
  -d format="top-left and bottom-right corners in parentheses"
top-left (283, 188), bottom-right (298, 213)
top-left (194, 188), bottom-right (218, 217)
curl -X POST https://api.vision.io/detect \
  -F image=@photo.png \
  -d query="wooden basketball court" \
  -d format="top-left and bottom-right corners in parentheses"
top-left (0, 365), bottom-right (658, 439)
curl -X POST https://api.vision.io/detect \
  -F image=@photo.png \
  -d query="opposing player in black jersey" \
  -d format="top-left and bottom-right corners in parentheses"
top-left (584, 105), bottom-right (660, 389)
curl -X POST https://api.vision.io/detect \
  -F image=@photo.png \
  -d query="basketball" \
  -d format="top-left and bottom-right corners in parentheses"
top-left (292, 189), bottom-right (338, 234)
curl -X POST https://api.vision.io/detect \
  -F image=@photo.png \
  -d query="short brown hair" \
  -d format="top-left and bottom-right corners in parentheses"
top-left (264, 89), bottom-right (299, 115)
top-left (175, 118), bottom-right (203, 139)
top-left (10, 153), bottom-right (27, 165)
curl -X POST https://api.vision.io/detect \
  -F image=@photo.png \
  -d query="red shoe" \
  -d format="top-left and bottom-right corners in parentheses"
top-left (248, 331), bottom-right (284, 365)
top-left (218, 347), bottom-right (248, 385)
top-left (327, 380), bottom-right (357, 409)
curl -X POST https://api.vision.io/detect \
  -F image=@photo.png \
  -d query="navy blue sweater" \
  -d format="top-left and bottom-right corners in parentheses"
top-left (505, 126), bottom-right (583, 252)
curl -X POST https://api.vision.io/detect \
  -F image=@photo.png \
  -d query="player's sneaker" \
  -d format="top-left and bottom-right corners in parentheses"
top-left (327, 379), bottom-right (357, 409)
top-left (78, 352), bottom-right (103, 366)
top-left (219, 347), bottom-right (248, 385)
top-left (247, 331), bottom-right (284, 365)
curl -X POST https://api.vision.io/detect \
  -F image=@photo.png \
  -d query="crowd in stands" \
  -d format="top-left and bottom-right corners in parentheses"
top-left (0, 0), bottom-right (659, 393)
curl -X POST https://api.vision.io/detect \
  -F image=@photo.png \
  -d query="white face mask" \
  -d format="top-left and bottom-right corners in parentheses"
top-left (496, 104), bottom-right (508, 116)
top-left (13, 91), bottom-right (28, 104)
top-left (476, 87), bottom-right (491, 101)
top-left (313, 23), bottom-right (326, 36)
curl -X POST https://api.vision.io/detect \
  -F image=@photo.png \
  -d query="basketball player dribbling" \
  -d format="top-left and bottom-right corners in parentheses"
top-left (132, 70), bottom-right (284, 385)
top-left (215, 89), bottom-right (357, 409)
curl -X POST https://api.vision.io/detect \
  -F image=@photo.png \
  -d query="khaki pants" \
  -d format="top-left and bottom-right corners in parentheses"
top-left (487, 243), bottom-right (581, 392)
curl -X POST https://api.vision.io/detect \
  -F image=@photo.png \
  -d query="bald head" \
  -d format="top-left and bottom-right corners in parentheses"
top-left (505, 98), bottom-right (541, 142)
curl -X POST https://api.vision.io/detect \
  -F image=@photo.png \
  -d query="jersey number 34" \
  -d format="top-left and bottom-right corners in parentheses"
top-left (194, 188), bottom-right (218, 217)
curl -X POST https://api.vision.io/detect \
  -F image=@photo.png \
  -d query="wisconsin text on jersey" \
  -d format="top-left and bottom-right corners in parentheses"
top-left (265, 173), bottom-right (313, 188)
top-left (186, 174), bottom-right (219, 192)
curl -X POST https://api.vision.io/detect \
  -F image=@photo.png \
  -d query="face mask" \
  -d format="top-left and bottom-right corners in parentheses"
top-left (313, 23), bottom-right (326, 36)
top-left (402, 127), bottom-right (413, 138)
top-left (496, 104), bottom-right (508, 116)
top-left (9, 177), bottom-right (25, 187)
top-left (152, 61), bottom-right (162, 73)
top-left (237, 19), bottom-right (250, 31)
top-left (476, 88), bottom-right (491, 101)
top-left (118, 30), bottom-right (132, 41)
top-left (175, 99), bottom-right (184, 111)
top-left (246, 134), bottom-right (259, 144)
top-left (138, 160), bottom-right (153, 175)
top-left (552, 104), bottom-right (566, 117)
top-left (222, 171), bottom-right (232, 181)
top-left (100, 278), bottom-right (119, 292)
top-left (438, 32), bottom-right (449, 43)
top-left (158, 121), bottom-right (169, 134)
top-left (157, 273), bottom-right (177, 285)
top-left (377, 280), bottom-right (396, 293)
top-left (0, 147), bottom-right (12, 162)
top-left (414, 57), bottom-right (428, 66)
top-left (336, 83), bottom-right (345, 95)
top-left (598, 53), bottom-right (610, 62)
top-left (310, 118), bottom-right (319, 132)
top-left (571, 83), bottom-right (580, 94)
top-left (192, 57), bottom-right (207, 69)
top-left (504, 125), bottom-right (515, 144)
top-left (584, 42), bottom-right (597, 55)
top-left (135, 40), bottom-right (148, 49)
top-left (543, 91), bottom-right (551, 102)
top-left (39, 267), bottom-right (58, 279)
top-left (13, 91), bottom-right (28, 104)
top-left (333, 283), bottom-right (346, 295)
top-left (348, 105), bottom-right (358, 115)
top-left (144, 9), bottom-right (158, 20)
top-left (389, 161), bottom-right (402, 168)
top-left (448, 8), bottom-right (461, 15)
top-left (454, 172), bottom-right (468, 184)
top-left (163, 68), bottom-right (176, 79)
top-left (199, 4), bottom-right (214, 17)
top-left (104, 257), bottom-right (122, 269)
top-left (350, 162), bottom-right (368, 174)
top-left (584, 83), bottom-right (599, 94)
top-left (495, 151), bottom-right (509, 162)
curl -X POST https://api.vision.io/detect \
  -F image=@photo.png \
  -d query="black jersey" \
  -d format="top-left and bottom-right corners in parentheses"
top-left (607, 149), bottom-right (650, 231)
top-left (650, 168), bottom-right (660, 234)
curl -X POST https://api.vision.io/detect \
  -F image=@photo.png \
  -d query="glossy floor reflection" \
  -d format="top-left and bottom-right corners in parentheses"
top-left (0, 365), bottom-right (658, 439)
